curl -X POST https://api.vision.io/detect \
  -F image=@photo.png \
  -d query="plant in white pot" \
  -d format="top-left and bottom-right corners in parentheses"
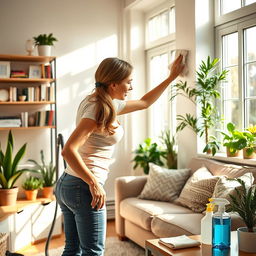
top-left (33, 33), bottom-right (57, 56)
top-left (229, 178), bottom-right (256, 253)
top-left (0, 131), bottom-right (28, 206)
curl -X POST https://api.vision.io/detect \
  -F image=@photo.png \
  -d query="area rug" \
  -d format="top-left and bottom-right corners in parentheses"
top-left (36, 237), bottom-right (145, 256)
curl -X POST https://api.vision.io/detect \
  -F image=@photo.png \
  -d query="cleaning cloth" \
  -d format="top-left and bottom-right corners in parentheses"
top-left (159, 235), bottom-right (201, 249)
top-left (168, 49), bottom-right (189, 77)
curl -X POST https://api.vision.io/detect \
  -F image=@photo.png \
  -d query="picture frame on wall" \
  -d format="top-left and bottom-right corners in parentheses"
top-left (0, 61), bottom-right (11, 78)
top-left (29, 65), bottom-right (41, 79)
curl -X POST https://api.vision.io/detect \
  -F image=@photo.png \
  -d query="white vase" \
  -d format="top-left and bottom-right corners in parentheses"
top-left (237, 227), bottom-right (256, 253)
top-left (38, 45), bottom-right (52, 56)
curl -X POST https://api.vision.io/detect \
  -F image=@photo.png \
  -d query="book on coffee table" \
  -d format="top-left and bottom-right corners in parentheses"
top-left (159, 235), bottom-right (201, 250)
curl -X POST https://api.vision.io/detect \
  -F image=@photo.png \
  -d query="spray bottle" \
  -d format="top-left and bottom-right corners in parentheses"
top-left (211, 198), bottom-right (231, 249)
top-left (201, 200), bottom-right (214, 245)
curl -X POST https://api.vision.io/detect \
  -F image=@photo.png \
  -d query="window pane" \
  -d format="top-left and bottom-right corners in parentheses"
top-left (169, 7), bottom-right (175, 34)
top-left (246, 99), bottom-right (256, 126)
top-left (224, 66), bottom-right (239, 98)
top-left (245, 63), bottom-right (256, 96)
top-left (222, 33), bottom-right (238, 66)
top-left (245, 26), bottom-right (256, 62)
top-left (224, 100), bottom-right (240, 128)
top-left (245, 0), bottom-right (256, 5)
top-left (221, 0), bottom-right (241, 14)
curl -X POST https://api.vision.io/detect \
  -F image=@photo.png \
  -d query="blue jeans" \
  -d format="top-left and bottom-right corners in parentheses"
top-left (55, 172), bottom-right (106, 256)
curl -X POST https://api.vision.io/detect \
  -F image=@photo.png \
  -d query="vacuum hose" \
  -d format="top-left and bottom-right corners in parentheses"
top-left (45, 134), bottom-right (66, 256)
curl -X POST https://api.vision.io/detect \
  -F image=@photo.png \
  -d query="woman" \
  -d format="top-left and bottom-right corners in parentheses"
top-left (55, 55), bottom-right (184, 256)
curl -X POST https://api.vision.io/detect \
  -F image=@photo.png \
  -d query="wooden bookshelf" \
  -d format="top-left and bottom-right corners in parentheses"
top-left (0, 78), bottom-right (55, 83)
top-left (0, 101), bottom-right (55, 105)
top-left (0, 54), bottom-right (55, 62)
top-left (0, 126), bottom-right (56, 130)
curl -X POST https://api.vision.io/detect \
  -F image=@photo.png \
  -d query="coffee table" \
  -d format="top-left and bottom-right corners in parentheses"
top-left (145, 232), bottom-right (252, 256)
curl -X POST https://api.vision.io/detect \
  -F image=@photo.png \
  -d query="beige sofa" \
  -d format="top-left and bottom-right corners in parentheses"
top-left (115, 157), bottom-right (256, 248)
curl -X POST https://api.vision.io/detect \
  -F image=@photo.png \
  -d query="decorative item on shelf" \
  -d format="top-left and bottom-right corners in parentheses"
top-left (18, 95), bottom-right (26, 101)
top-left (228, 178), bottom-right (256, 253)
top-left (243, 125), bottom-right (256, 159)
top-left (28, 149), bottom-right (56, 198)
top-left (33, 33), bottom-right (57, 56)
top-left (221, 122), bottom-right (246, 157)
top-left (0, 130), bottom-right (28, 206)
top-left (169, 56), bottom-right (228, 156)
top-left (25, 39), bottom-right (35, 56)
top-left (132, 138), bottom-right (165, 174)
top-left (29, 65), bottom-right (41, 79)
top-left (159, 130), bottom-right (177, 169)
top-left (22, 176), bottom-right (43, 201)
top-left (0, 61), bottom-right (10, 78)
top-left (0, 88), bottom-right (9, 102)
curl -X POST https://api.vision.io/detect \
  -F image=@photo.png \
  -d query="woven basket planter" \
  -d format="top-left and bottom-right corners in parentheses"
top-left (0, 233), bottom-right (8, 256)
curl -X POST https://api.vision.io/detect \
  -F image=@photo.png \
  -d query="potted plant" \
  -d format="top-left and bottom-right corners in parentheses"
top-left (132, 138), bottom-right (165, 174)
top-left (202, 135), bottom-right (220, 156)
top-left (0, 130), bottom-right (28, 206)
top-left (28, 150), bottom-right (56, 198)
top-left (228, 178), bottom-right (256, 253)
top-left (159, 130), bottom-right (177, 169)
top-left (242, 125), bottom-right (256, 159)
top-left (33, 33), bottom-right (57, 56)
top-left (22, 176), bottom-right (43, 201)
top-left (170, 56), bottom-right (228, 155)
top-left (221, 122), bottom-right (247, 157)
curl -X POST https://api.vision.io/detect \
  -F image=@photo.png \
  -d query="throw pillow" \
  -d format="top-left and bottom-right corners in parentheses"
top-left (212, 172), bottom-right (254, 204)
top-left (175, 167), bottom-right (220, 213)
top-left (138, 163), bottom-right (190, 202)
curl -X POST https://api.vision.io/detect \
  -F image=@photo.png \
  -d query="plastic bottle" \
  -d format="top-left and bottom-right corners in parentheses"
top-left (211, 198), bottom-right (231, 249)
top-left (201, 202), bottom-right (214, 244)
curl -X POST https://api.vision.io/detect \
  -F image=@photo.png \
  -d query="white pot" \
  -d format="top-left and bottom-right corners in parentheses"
top-left (237, 227), bottom-right (256, 253)
top-left (38, 45), bottom-right (52, 56)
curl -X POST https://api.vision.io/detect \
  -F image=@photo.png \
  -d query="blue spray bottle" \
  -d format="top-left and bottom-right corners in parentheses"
top-left (211, 198), bottom-right (231, 249)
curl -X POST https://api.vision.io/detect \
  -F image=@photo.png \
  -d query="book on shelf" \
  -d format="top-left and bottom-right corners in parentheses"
top-left (21, 112), bottom-right (28, 127)
top-left (40, 64), bottom-right (52, 79)
top-left (34, 110), bottom-right (55, 127)
top-left (10, 70), bottom-right (27, 78)
top-left (0, 116), bottom-right (21, 127)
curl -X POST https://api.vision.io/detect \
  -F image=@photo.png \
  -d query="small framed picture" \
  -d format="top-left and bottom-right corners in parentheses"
top-left (0, 61), bottom-right (11, 78)
top-left (29, 65), bottom-right (41, 79)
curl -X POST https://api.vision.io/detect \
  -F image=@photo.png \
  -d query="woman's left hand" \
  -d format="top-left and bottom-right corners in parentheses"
top-left (168, 55), bottom-right (185, 81)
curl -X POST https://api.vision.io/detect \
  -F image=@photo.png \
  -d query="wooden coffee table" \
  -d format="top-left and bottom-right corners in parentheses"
top-left (145, 232), bottom-right (252, 256)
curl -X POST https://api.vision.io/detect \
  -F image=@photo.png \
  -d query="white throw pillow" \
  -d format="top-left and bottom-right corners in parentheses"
top-left (138, 163), bottom-right (190, 202)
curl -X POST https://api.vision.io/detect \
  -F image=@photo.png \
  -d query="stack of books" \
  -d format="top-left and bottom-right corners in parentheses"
top-left (0, 116), bottom-right (21, 127)
top-left (10, 70), bottom-right (27, 78)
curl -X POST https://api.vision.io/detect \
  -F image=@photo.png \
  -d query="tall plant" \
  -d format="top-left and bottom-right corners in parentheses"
top-left (0, 131), bottom-right (28, 189)
top-left (170, 56), bottom-right (228, 150)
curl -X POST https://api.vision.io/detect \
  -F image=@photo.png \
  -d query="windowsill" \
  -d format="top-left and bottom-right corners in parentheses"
top-left (197, 153), bottom-right (256, 167)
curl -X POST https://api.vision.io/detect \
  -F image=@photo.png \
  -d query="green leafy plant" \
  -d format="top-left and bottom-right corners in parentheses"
top-left (170, 56), bottom-right (228, 153)
top-left (242, 126), bottom-right (256, 156)
top-left (0, 131), bottom-right (28, 189)
top-left (33, 33), bottom-right (57, 46)
top-left (22, 176), bottom-right (43, 190)
top-left (132, 138), bottom-right (165, 174)
top-left (203, 135), bottom-right (220, 156)
top-left (228, 178), bottom-right (256, 232)
top-left (221, 122), bottom-right (247, 155)
top-left (159, 130), bottom-right (177, 169)
top-left (28, 150), bottom-right (56, 187)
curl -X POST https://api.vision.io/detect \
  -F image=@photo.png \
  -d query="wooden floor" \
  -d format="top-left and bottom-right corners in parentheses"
top-left (17, 220), bottom-right (117, 256)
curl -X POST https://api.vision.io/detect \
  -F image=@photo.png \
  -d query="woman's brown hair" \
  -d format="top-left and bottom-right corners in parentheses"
top-left (89, 57), bottom-right (133, 135)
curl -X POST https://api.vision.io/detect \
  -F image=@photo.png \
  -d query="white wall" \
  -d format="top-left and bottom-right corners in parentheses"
top-left (0, 0), bottom-right (128, 200)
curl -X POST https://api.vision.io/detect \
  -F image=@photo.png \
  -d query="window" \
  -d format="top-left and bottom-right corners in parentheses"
top-left (220, 0), bottom-right (256, 15)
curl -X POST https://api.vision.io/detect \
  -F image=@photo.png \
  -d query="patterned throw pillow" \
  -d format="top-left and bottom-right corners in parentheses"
top-left (175, 167), bottom-right (220, 213)
top-left (138, 163), bottom-right (190, 202)
top-left (212, 172), bottom-right (254, 204)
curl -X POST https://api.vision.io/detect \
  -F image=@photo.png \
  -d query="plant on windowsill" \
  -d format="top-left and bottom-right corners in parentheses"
top-left (221, 122), bottom-right (247, 157)
top-left (132, 138), bottom-right (165, 175)
top-left (159, 130), bottom-right (177, 169)
top-left (33, 33), bottom-right (57, 56)
top-left (0, 130), bottom-right (28, 206)
top-left (28, 150), bottom-right (56, 198)
top-left (228, 178), bottom-right (256, 253)
top-left (170, 56), bottom-right (228, 156)
top-left (243, 125), bottom-right (256, 159)
top-left (22, 176), bottom-right (43, 201)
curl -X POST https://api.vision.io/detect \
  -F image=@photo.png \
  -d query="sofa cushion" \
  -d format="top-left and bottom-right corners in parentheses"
top-left (120, 197), bottom-right (193, 231)
top-left (175, 167), bottom-right (219, 213)
top-left (138, 163), bottom-right (190, 202)
top-left (151, 213), bottom-right (203, 237)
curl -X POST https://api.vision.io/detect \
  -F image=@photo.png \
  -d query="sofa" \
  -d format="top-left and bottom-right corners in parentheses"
top-left (115, 157), bottom-right (256, 248)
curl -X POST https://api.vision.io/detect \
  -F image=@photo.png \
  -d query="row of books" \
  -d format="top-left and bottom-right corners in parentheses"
top-left (0, 116), bottom-right (21, 127)
top-left (8, 84), bottom-right (55, 102)
top-left (41, 64), bottom-right (52, 79)
top-left (34, 110), bottom-right (55, 127)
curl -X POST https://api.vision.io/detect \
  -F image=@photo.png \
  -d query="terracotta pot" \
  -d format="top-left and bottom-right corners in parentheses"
top-left (237, 227), bottom-right (256, 253)
top-left (0, 187), bottom-right (18, 206)
top-left (226, 147), bottom-right (242, 157)
top-left (42, 186), bottom-right (54, 198)
top-left (243, 147), bottom-right (256, 159)
top-left (25, 189), bottom-right (38, 201)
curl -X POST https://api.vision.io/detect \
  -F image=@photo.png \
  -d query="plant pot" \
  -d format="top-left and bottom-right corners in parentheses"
top-left (42, 186), bottom-right (54, 198)
top-left (38, 45), bottom-right (51, 56)
top-left (243, 147), bottom-right (256, 159)
top-left (237, 227), bottom-right (256, 253)
top-left (24, 189), bottom-right (38, 201)
top-left (226, 147), bottom-right (242, 157)
top-left (0, 187), bottom-right (18, 206)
